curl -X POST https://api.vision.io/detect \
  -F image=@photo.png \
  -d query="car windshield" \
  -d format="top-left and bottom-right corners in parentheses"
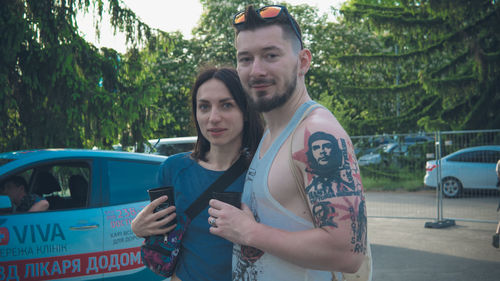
top-left (0, 159), bottom-right (15, 167)
top-left (382, 143), bottom-right (397, 153)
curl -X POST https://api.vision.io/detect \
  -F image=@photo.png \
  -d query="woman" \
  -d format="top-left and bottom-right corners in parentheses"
top-left (131, 67), bottom-right (263, 280)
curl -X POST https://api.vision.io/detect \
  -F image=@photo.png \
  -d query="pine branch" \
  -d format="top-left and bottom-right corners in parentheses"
top-left (484, 49), bottom-right (500, 60)
top-left (427, 75), bottom-right (477, 89)
top-left (336, 6), bottom-right (498, 63)
top-left (339, 81), bottom-right (421, 96)
top-left (429, 49), bottom-right (470, 78)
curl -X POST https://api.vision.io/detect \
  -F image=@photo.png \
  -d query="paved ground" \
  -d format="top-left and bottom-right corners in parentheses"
top-left (369, 217), bottom-right (500, 281)
top-left (365, 190), bottom-right (499, 221)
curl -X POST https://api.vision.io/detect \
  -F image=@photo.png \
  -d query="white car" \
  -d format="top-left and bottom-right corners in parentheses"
top-left (113, 136), bottom-right (197, 156)
top-left (424, 145), bottom-right (500, 198)
top-left (145, 136), bottom-right (197, 156)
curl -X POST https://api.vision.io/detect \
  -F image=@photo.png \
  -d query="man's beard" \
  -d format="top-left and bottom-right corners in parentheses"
top-left (248, 70), bottom-right (297, 113)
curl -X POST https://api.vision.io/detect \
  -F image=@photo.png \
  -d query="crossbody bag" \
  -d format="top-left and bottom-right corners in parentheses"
top-left (141, 155), bottom-right (247, 277)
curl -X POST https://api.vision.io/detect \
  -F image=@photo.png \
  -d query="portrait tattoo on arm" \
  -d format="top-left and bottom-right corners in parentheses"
top-left (293, 129), bottom-right (367, 254)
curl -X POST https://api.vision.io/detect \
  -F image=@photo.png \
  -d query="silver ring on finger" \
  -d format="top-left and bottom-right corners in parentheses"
top-left (209, 217), bottom-right (217, 227)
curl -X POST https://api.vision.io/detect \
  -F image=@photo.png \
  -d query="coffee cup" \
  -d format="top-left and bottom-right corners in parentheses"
top-left (212, 191), bottom-right (242, 209)
top-left (147, 186), bottom-right (177, 227)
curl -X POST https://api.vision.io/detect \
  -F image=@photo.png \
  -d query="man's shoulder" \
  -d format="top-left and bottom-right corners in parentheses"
top-left (300, 106), bottom-right (348, 138)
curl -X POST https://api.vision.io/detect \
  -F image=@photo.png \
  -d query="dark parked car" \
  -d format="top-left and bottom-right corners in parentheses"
top-left (403, 135), bottom-right (433, 145)
top-left (358, 143), bottom-right (409, 166)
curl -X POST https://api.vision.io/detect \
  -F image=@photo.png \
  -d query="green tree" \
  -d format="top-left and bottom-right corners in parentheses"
top-left (192, 0), bottom-right (266, 66)
top-left (192, 1), bottom-right (393, 135)
top-left (339, 0), bottom-right (500, 133)
top-left (0, 0), bottom-right (164, 151)
top-left (137, 33), bottom-right (198, 143)
top-left (306, 13), bottom-right (392, 135)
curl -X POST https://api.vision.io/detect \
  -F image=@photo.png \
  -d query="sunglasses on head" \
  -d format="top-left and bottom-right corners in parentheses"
top-left (233, 5), bottom-right (303, 49)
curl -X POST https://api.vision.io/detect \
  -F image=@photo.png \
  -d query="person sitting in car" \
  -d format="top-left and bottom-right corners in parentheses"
top-left (1, 175), bottom-right (49, 212)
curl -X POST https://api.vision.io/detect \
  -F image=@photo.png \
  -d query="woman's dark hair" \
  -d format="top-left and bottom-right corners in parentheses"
top-left (190, 67), bottom-right (263, 163)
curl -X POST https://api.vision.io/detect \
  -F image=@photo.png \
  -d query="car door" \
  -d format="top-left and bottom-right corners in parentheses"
top-left (100, 158), bottom-right (165, 280)
top-left (0, 158), bottom-right (106, 281)
top-left (473, 150), bottom-right (499, 189)
top-left (0, 207), bottom-right (103, 281)
top-left (451, 150), bottom-right (496, 189)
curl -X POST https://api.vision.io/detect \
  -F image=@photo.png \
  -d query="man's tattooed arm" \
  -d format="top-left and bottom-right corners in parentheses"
top-left (293, 128), bottom-right (367, 254)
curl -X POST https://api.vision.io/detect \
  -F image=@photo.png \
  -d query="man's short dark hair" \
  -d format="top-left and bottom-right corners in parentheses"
top-left (233, 5), bottom-right (303, 53)
top-left (1, 175), bottom-right (28, 192)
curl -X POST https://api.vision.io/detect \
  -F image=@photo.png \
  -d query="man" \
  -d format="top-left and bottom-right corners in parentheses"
top-left (208, 5), bottom-right (367, 280)
top-left (1, 176), bottom-right (49, 212)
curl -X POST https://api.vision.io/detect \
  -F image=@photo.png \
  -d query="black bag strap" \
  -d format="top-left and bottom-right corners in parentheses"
top-left (185, 155), bottom-right (247, 220)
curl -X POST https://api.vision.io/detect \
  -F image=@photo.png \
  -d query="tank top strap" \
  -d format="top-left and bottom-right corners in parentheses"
top-left (266, 100), bottom-right (320, 157)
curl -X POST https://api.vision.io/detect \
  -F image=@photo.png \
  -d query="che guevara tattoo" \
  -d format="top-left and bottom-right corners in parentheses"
top-left (293, 130), bottom-right (367, 254)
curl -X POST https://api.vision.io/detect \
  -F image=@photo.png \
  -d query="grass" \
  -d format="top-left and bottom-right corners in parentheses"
top-left (359, 164), bottom-right (426, 192)
top-left (361, 176), bottom-right (425, 192)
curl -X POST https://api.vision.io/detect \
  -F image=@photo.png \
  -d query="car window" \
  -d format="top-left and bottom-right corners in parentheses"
top-left (450, 151), bottom-right (478, 162)
top-left (2, 161), bottom-right (91, 212)
top-left (484, 150), bottom-right (500, 163)
top-left (15, 170), bottom-right (33, 186)
top-left (449, 150), bottom-right (499, 163)
top-left (107, 160), bottom-right (160, 205)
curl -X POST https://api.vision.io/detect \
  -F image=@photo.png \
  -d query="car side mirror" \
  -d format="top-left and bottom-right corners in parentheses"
top-left (0, 195), bottom-right (13, 214)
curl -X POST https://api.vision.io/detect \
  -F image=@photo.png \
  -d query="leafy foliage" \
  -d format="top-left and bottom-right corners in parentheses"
top-left (1, 0), bottom-right (498, 152)
top-left (0, 0), bottom-right (193, 151)
top-left (339, 0), bottom-right (500, 134)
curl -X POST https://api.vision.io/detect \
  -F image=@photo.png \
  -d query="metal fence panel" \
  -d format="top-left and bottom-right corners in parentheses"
top-left (436, 130), bottom-right (500, 223)
top-left (354, 130), bottom-right (500, 223)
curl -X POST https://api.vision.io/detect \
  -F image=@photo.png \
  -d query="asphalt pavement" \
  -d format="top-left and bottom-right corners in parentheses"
top-left (368, 217), bottom-right (500, 281)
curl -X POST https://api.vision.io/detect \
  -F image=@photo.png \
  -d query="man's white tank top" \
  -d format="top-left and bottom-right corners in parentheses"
top-left (232, 101), bottom-right (340, 281)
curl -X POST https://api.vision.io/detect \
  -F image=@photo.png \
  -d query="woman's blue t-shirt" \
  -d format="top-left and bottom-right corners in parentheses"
top-left (157, 152), bottom-right (245, 281)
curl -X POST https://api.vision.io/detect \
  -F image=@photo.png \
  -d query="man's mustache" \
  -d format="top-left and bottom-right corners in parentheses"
top-left (248, 79), bottom-right (275, 87)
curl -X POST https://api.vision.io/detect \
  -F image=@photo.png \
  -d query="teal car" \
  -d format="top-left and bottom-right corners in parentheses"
top-left (0, 149), bottom-right (168, 280)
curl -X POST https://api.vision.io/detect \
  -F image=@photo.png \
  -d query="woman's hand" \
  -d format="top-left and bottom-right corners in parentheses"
top-left (131, 196), bottom-right (177, 238)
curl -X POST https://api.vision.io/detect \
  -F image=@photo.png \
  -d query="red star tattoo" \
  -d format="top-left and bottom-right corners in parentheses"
top-left (292, 127), bottom-right (313, 182)
top-left (333, 197), bottom-right (359, 221)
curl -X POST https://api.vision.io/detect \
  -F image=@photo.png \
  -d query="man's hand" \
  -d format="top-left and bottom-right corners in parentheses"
top-left (208, 200), bottom-right (257, 246)
top-left (131, 196), bottom-right (176, 238)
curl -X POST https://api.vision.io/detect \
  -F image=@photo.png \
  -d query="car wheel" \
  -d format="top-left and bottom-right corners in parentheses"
top-left (441, 177), bottom-right (462, 198)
